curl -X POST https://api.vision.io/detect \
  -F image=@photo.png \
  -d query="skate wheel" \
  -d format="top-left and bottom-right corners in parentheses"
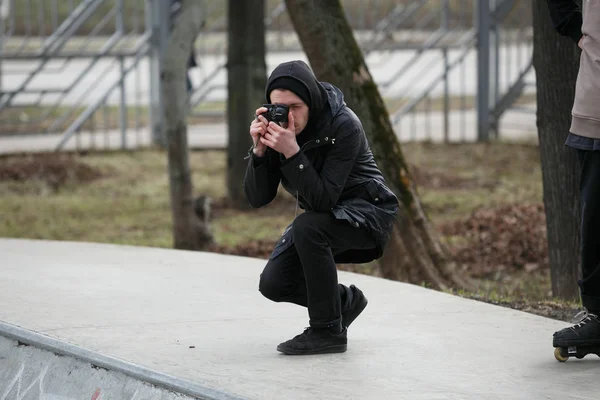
top-left (554, 347), bottom-right (569, 362)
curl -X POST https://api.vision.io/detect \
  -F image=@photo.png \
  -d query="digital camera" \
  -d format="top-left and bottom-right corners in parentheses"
top-left (262, 104), bottom-right (289, 124)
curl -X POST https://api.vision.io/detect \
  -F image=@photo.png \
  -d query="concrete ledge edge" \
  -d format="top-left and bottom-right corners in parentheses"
top-left (0, 320), bottom-right (245, 400)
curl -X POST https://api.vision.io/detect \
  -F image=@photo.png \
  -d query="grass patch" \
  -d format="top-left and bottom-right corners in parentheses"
top-left (450, 283), bottom-right (581, 323)
top-left (0, 142), bottom-right (541, 248)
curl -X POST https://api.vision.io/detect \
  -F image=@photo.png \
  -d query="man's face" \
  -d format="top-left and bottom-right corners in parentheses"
top-left (269, 89), bottom-right (309, 134)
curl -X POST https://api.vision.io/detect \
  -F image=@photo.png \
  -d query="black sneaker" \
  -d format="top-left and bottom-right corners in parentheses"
top-left (553, 311), bottom-right (600, 347)
top-left (342, 285), bottom-right (368, 328)
top-left (276, 327), bottom-right (347, 355)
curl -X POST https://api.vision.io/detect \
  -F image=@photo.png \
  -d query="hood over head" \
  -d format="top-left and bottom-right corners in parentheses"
top-left (265, 60), bottom-right (330, 133)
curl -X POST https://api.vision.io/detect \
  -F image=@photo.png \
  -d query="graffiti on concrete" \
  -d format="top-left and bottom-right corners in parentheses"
top-left (0, 363), bottom-right (54, 400)
top-left (1, 362), bottom-right (139, 400)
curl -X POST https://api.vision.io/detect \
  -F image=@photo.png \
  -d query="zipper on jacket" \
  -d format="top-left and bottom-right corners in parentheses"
top-left (291, 136), bottom-right (333, 218)
top-left (293, 140), bottom-right (311, 219)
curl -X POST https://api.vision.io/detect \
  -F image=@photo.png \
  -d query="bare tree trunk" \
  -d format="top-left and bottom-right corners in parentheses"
top-left (532, 0), bottom-right (581, 301)
top-left (161, 0), bottom-right (214, 250)
top-left (284, 0), bottom-right (469, 290)
top-left (226, 0), bottom-right (267, 209)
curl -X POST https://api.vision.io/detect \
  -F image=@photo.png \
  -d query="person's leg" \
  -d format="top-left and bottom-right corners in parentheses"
top-left (292, 211), bottom-right (375, 331)
top-left (258, 222), bottom-right (370, 328)
top-left (258, 244), bottom-right (307, 307)
top-left (577, 150), bottom-right (600, 311)
top-left (553, 149), bottom-right (600, 351)
top-left (276, 212), bottom-right (375, 355)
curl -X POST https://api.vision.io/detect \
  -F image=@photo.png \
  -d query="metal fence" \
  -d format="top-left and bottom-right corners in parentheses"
top-left (191, 0), bottom-right (536, 144)
top-left (0, 0), bottom-right (162, 152)
top-left (383, 0), bottom-right (534, 143)
top-left (0, 0), bottom-right (535, 154)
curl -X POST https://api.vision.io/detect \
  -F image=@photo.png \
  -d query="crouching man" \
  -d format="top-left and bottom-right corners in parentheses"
top-left (243, 60), bottom-right (399, 355)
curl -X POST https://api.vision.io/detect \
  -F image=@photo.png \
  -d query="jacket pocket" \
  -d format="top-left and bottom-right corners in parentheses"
top-left (366, 179), bottom-right (399, 209)
top-left (269, 223), bottom-right (294, 260)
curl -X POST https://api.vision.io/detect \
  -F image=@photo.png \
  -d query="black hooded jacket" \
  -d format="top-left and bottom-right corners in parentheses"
top-left (243, 60), bottom-right (399, 263)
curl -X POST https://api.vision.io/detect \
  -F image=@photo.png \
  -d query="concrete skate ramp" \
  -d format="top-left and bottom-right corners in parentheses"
top-left (1, 238), bottom-right (599, 400)
top-left (0, 321), bottom-right (241, 400)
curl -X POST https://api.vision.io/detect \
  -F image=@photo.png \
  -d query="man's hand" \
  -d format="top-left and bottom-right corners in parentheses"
top-left (249, 107), bottom-right (269, 157)
top-left (261, 111), bottom-right (300, 159)
top-left (579, 34), bottom-right (586, 49)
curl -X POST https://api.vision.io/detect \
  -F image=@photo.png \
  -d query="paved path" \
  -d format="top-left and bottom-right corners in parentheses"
top-left (0, 108), bottom-right (538, 155)
top-left (0, 238), bottom-right (596, 400)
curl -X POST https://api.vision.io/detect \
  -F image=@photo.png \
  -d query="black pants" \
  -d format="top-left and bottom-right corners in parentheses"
top-left (258, 212), bottom-right (376, 330)
top-left (577, 150), bottom-right (600, 310)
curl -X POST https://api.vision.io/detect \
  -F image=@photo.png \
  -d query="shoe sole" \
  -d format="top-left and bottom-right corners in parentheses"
top-left (276, 343), bottom-right (347, 355)
top-left (344, 296), bottom-right (368, 328)
top-left (553, 338), bottom-right (600, 347)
